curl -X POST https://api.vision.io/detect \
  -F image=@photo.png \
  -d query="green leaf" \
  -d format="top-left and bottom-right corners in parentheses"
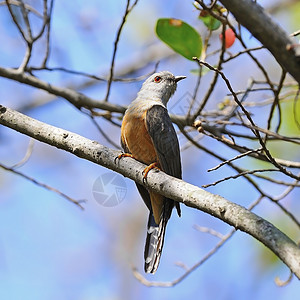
top-left (199, 12), bottom-right (221, 31)
top-left (156, 18), bottom-right (202, 61)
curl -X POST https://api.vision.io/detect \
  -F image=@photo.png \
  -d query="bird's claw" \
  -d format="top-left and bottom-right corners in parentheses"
top-left (114, 153), bottom-right (133, 164)
top-left (142, 162), bottom-right (159, 183)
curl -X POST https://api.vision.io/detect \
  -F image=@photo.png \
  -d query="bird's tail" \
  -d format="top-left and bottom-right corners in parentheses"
top-left (144, 200), bottom-right (174, 274)
top-left (144, 212), bottom-right (166, 274)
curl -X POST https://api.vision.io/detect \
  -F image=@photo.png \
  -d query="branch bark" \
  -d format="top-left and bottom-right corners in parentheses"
top-left (1, 104), bottom-right (300, 279)
top-left (219, 0), bottom-right (300, 84)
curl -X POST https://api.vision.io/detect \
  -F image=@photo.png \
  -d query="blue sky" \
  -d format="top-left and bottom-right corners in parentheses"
top-left (0, 1), bottom-right (299, 299)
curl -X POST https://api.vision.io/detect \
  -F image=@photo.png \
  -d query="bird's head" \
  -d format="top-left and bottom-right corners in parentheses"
top-left (138, 71), bottom-right (186, 105)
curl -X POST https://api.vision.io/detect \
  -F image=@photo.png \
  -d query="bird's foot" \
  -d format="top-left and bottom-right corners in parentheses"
top-left (114, 153), bottom-right (134, 164)
top-left (142, 162), bottom-right (160, 183)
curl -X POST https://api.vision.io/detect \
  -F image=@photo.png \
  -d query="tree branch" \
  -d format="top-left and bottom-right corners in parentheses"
top-left (219, 0), bottom-right (300, 84)
top-left (0, 66), bottom-right (299, 170)
top-left (1, 104), bottom-right (300, 279)
top-left (0, 67), bottom-right (126, 113)
top-left (0, 162), bottom-right (84, 209)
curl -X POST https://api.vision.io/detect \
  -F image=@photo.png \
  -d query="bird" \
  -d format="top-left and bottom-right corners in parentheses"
top-left (119, 71), bottom-right (186, 274)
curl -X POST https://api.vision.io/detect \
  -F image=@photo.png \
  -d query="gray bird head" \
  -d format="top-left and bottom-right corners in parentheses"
top-left (137, 71), bottom-right (186, 106)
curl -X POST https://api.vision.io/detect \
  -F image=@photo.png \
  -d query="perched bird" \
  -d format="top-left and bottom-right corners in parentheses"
top-left (120, 71), bottom-right (185, 274)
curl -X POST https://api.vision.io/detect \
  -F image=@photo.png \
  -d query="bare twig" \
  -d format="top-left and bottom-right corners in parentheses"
top-left (293, 87), bottom-right (300, 130)
top-left (207, 148), bottom-right (263, 172)
top-left (132, 229), bottom-right (236, 287)
top-left (41, 0), bottom-right (55, 67)
top-left (84, 111), bottom-right (120, 149)
top-left (265, 70), bottom-right (286, 138)
top-left (133, 196), bottom-right (264, 287)
top-left (104, 0), bottom-right (139, 102)
top-left (0, 0), bottom-right (43, 17)
top-left (193, 225), bottom-right (225, 239)
top-left (0, 162), bottom-right (85, 209)
top-left (5, 0), bottom-right (27, 41)
top-left (193, 58), bottom-right (300, 181)
top-left (203, 168), bottom-right (279, 188)
top-left (11, 138), bottom-right (34, 168)
top-left (218, 0), bottom-right (300, 83)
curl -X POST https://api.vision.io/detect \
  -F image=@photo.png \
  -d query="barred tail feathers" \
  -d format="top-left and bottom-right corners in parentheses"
top-left (144, 212), bottom-right (167, 274)
top-left (144, 198), bottom-right (176, 274)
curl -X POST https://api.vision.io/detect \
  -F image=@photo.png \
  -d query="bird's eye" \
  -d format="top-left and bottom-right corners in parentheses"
top-left (154, 76), bottom-right (162, 83)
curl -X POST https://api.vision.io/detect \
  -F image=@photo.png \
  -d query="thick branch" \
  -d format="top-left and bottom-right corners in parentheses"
top-left (219, 0), bottom-right (300, 84)
top-left (0, 67), bottom-right (126, 113)
top-left (0, 104), bottom-right (300, 279)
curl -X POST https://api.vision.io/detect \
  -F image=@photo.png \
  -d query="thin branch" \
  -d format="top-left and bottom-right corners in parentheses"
top-left (199, 124), bottom-right (300, 169)
top-left (32, 0), bottom-right (49, 42)
top-left (41, 0), bottom-right (54, 67)
top-left (84, 111), bottom-right (120, 149)
top-left (133, 196), bottom-right (264, 287)
top-left (0, 162), bottom-right (85, 209)
top-left (5, 0), bottom-right (27, 41)
top-left (293, 86), bottom-right (300, 130)
top-left (193, 225), bottom-right (225, 239)
top-left (223, 46), bottom-right (265, 63)
top-left (203, 168), bottom-right (279, 188)
top-left (195, 0), bottom-right (275, 89)
top-left (193, 58), bottom-right (300, 181)
top-left (19, 0), bottom-right (32, 41)
top-left (11, 138), bottom-right (34, 168)
top-left (273, 201), bottom-right (300, 230)
top-left (187, 28), bottom-right (213, 117)
top-left (218, 0), bottom-right (300, 84)
top-left (181, 126), bottom-right (272, 198)
top-left (133, 229), bottom-right (236, 287)
top-left (15, 0), bottom-right (34, 71)
top-left (104, 0), bottom-right (139, 102)
top-left (291, 29), bottom-right (300, 37)
top-left (207, 148), bottom-right (263, 172)
top-left (266, 70), bottom-right (286, 138)
top-left (277, 184), bottom-right (300, 199)
top-left (0, 0), bottom-right (43, 18)
top-left (192, 10), bottom-right (226, 118)
top-left (213, 120), bottom-right (300, 145)
top-left (29, 65), bottom-right (155, 82)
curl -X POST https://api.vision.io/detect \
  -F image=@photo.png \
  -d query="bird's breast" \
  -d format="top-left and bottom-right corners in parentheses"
top-left (121, 108), bottom-right (158, 165)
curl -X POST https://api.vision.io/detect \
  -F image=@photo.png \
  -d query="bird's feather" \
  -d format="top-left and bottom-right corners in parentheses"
top-left (145, 105), bottom-right (182, 179)
top-left (142, 105), bottom-right (181, 273)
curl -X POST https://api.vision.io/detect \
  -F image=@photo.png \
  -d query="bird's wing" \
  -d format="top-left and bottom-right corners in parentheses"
top-left (145, 104), bottom-right (182, 179)
top-left (143, 104), bottom-right (182, 273)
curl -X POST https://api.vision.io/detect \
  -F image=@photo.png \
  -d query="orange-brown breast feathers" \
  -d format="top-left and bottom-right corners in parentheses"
top-left (121, 110), bottom-right (158, 165)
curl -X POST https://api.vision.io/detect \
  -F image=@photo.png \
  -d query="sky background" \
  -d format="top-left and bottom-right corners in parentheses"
top-left (0, 0), bottom-right (300, 299)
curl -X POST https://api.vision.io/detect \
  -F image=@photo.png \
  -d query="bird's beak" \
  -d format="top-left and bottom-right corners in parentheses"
top-left (175, 76), bottom-right (186, 82)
